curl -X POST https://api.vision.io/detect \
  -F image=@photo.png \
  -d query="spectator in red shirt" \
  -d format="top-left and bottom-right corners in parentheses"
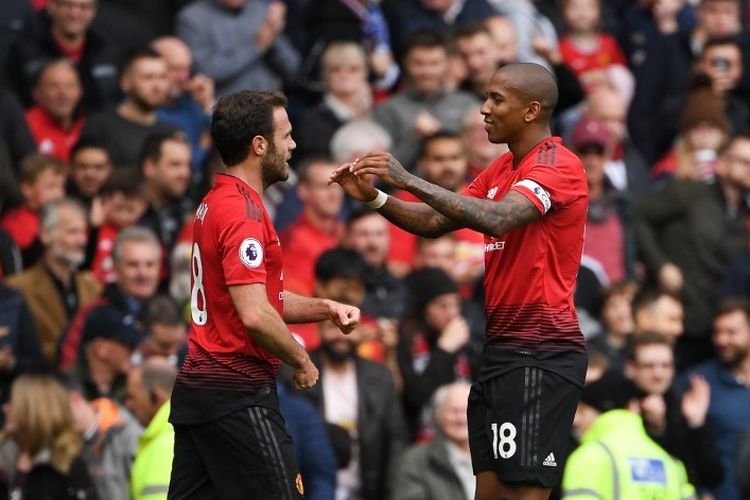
top-left (0, 154), bottom-right (65, 267)
top-left (280, 157), bottom-right (345, 296)
top-left (25, 59), bottom-right (85, 163)
top-left (559, 0), bottom-right (630, 93)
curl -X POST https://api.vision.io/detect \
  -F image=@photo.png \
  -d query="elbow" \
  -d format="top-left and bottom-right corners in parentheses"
top-left (238, 310), bottom-right (263, 332)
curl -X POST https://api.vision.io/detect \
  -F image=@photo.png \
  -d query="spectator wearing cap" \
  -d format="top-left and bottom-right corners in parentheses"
top-left (571, 116), bottom-right (634, 285)
top-left (397, 267), bottom-right (483, 439)
top-left (636, 134), bottom-right (750, 364)
top-left (561, 370), bottom-right (697, 499)
top-left (651, 82), bottom-right (730, 182)
top-left (58, 227), bottom-right (161, 388)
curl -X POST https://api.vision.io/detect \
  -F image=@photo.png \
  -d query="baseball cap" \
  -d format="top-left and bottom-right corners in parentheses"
top-left (570, 116), bottom-right (611, 151)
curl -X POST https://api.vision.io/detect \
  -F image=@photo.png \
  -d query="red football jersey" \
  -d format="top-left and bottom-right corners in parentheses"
top-left (176, 174), bottom-right (283, 401)
top-left (466, 137), bottom-right (587, 354)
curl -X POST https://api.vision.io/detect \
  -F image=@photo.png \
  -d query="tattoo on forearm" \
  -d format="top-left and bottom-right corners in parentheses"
top-left (409, 177), bottom-right (541, 237)
top-left (378, 197), bottom-right (458, 238)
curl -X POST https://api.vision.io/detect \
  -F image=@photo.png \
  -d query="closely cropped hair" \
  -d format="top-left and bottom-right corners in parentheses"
top-left (632, 288), bottom-right (681, 315)
top-left (120, 46), bottom-right (163, 75)
top-left (6, 375), bottom-right (83, 474)
top-left (211, 90), bottom-right (288, 167)
top-left (70, 137), bottom-right (111, 161)
top-left (715, 297), bottom-right (750, 323)
top-left (100, 167), bottom-right (146, 199)
top-left (403, 30), bottom-right (449, 59)
top-left (19, 153), bottom-right (64, 185)
top-left (453, 22), bottom-right (493, 41)
top-left (33, 58), bottom-right (78, 89)
top-left (112, 226), bottom-right (161, 266)
top-left (143, 294), bottom-right (184, 329)
top-left (418, 130), bottom-right (463, 160)
top-left (139, 131), bottom-right (189, 166)
top-left (626, 331), bottom-right (673, 361)
top-left (315, 248), bottom-right (368, 284)
top-left (39, 198), bottom-right (86, 232)
top-left (702, 36), bottom-right (742, 55)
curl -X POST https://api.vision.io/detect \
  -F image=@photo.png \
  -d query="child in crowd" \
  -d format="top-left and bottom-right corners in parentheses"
top-left (0, 154), bottom-right (65, 267)
top-left (559, 0), bottom-right (630, 93)
top-left (88, 168), bottom-right (147, 284)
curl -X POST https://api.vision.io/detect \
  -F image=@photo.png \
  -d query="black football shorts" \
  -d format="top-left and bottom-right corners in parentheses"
top-left (468, 366), bottom-right (582, 488)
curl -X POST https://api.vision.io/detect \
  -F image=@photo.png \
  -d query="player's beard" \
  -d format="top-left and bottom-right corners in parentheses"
top-left (261, 140), bottom-right (289, 188)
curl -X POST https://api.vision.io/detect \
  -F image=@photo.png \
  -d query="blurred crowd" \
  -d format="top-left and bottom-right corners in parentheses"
top-left (0, 0), bottom-right (749, 499)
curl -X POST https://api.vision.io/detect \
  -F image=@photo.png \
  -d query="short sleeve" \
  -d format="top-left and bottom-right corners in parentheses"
top-left (219, 217), bottom-right (268, 286)
top-left (465, 166), bottom-right (490, 199)
top-left (510, 156), bottom-right (585, 215)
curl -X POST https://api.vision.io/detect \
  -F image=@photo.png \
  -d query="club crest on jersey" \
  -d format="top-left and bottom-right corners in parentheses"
top-left (239, 238), bottom-right (263, 269)
top-left (195, 202), bottom-right (208, 223)
top-left (487, 187), bottom-right (498, 199)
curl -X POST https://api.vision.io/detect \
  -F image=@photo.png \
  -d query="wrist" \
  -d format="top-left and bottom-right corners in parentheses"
top-left (366, 189), bottom-right (388, 209)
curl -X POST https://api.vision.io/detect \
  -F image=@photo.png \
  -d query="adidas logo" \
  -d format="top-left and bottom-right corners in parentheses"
top-left (542, 453), bottom-right (557, 467)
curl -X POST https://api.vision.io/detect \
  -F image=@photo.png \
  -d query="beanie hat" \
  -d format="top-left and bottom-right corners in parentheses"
top-left (680, 86), bottom-right (729, 135)
top-left (405, 267), bottom-right (459, 312)
top-left (580, 370), bottom-right (641, 413)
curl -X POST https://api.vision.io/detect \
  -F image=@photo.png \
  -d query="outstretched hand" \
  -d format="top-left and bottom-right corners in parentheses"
top-left (329, 161), bottom-right (378, 202)
top-left (348, 152), bottom-right (413, 190)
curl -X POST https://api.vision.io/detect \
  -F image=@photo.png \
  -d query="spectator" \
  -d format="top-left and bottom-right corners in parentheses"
top-left (636, 134), bottom-right (750, 364)
top-left (561, 370), bottom-right (696, 499)
top-left (58, 227), bottom-right (160, 376)
top-left (584, 86), bottom-right (650, 197)
top-left (176, 0), bottom-right (301, 97)
top-left (80, 48), bottom-right (178, 168)
top-left (586, 281), bottom-right (637, 371)
top-left (132, 294), bottom-right (187, 368)
top-left (5, 198), bottom-right (101, 368)
top-left (25, 59), bottom-right (84, 163)
top-left (294, 42), bottom-right (373, 161)
top-left (373, 31), bottom-right (478, 170)
top-left (87, 169), bottom-right (147, 285)
top-left (694, 36), bottom-right (750, 135)
top-left (152, 36), bottom-right (214, 178)
top-left (66, 376), bottom-right (142, 500)
top-left (330, 118), bottom-right (393, 164)
top-left (303, 0), bottom-right (398, 92)
top-left (684, 298), bottom-right (750, 500)
top-left (0, 230), bottom-right (22, 279)
top-left (280, 158), bottom-right (344, 296)
top-left (66, 138), bottom-right (113, 213)
top-left (452, 23), bottom-right (501, 100)
top-left (0, 375), bottom-right (98, 499)
top-left (738, 428), bottom-right (750, 500)
top-left (387, 131), bottom-right (484, 281)
top-left (299, 318), bottom-right (409, 500)
top-left (632, 289), bottom-right (685, 342)
top-left (343, 209), bottom-right (408, 320)
top-left (277, 382), bottom-right (337, 500)
top-left (5, 0), bottom-right (121, 112)
top-left (126, 358), bottom-right (177, 500)
top-left (558, 0), bottom-right (630, 94)
top-left (0, 153), bottom-right (65, 267)
top-left (392, 382), bottom-right (474, 500)
top-left (624, 332), bottom-right (724, 491)
top-left (0, 85), bottom-right (37, 212)
top-left (0, 0), bottom-right (35, 69)
top-left (385, 0), bottom-right (497, 55)
top-left (651, 82), bottom-right (730, 182)
top-left (0, 284), bottom-right (45, 403)
top-left (571, 116), bottom-right (633, 283)
top-left (398, 268), bottom-right (477, 439)
top-left (137, 132), bottom-right (193, 254)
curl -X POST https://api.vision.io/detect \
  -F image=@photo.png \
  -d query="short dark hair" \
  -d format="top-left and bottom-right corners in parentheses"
top-left (296, 155), bottom-right (336, 184)
top-left (70, 137), bottom-right (110, 161)
top-left (100, 168), bottom-right (146, 199)
top-left (143, 294), bottom-right (184, 329)
top-left (453, 22), bottom-right (492, 42)
top-left (345, 205), bottom-right (380, 227)
top-left (120, 46), bottom-right (163, 75)
top-left (19, 153), bottom-right (64, 184)
top-left (211, 90), bottom-right (288, 167)
top-left (418, 130), bottom-right (463, 160)
top-left (315, 248), bottom-right (367, 284)
top-left (632, 288), bottom-right (681, 315)
top-left (626, 331), bottom-right (673, 361)
top-left (403, 30), bottom-right (448, 60)
top-left (139, 131), bottom-right (189, 167)
top-left (714, 297), bottom-right (750, 324)
top-left (702, 36), bottom-right (742, 55)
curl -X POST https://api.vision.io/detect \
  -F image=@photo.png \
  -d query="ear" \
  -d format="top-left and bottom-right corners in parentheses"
top-left (624, 360), bottom-right (636, 379)
top-left (251, 136), bottom-right (268, 157)
top-left (120, 72), bottom-right (132, 94)
top-left (19, 182), bottom-right (33, 203)
top-left (524, 101), bottom-right (542, 123)
top-left (143, 158), bottom-right (155, 178)
top-left (297, 181), bottom-right (310, 201)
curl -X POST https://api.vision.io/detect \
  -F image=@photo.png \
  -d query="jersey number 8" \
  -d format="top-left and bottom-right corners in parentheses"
top-left (191, 242), bottom-right (208, 325)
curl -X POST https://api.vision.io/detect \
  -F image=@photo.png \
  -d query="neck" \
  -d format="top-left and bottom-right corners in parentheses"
top-left (570, 31), bottom-right (596, 40)
top-left (43, 107), bottom-right (74, 130)
top-left (44, 253), bottom-right (74, 287)
top-left (147, 185), bottom-right (168, 206)
top-left (323, 356), bottom-right (355, 374)
top-left (226, 163), bottom-right (264, 195)
top-left (118, 100), bottom-right (156, 126)
top-left (304, 208), bottom-right (337, 232)
top-left (509, 127), bottom-right (551, 166)
top-left (51, 25), bottom-right (85, 49)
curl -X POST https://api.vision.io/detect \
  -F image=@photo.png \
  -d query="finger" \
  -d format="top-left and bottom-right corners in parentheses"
top-left (347, 308), bottom-right (361, 325)
top-left (337, 308), bottom-right (350, 326)
top-left (353, 167), bottom-right (385, 177)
